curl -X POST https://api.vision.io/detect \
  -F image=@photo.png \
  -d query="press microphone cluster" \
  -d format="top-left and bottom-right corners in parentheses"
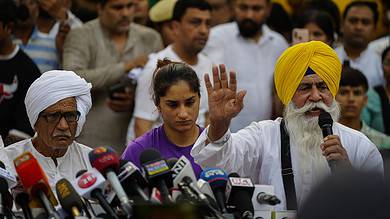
top-left (89, 147), bottom-right (132, 216)
top-left (2, 146), bottom-right (282, 219)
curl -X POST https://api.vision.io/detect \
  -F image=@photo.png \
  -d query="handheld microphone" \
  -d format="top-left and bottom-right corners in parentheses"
top-left (139, 149), bottom-right (173, 204)
top-left (15, 192), bottom-right (33, 219)
top-left (256, 192), bottom-right (281, 206)
top-left (13, 152), bottom-right (60, 219)
top-left (318, 111), bottom-right (337, 173)
top-left (170, 156), bottom-right (197, 190)
top-left (0, 161), bottom-right (17, 189)
top-left (56, 178), bottom-right (87, 218)
top-left (89, 147), bottom-right (132, 216)
top-left (200, 167), bottom-right (228, 213)
top-left (166, 157), bottom-right (180, 201)
top-left (72, 168), bottom-right (119, 219)
top-left (252, 184), bottom-right (279, 211)
top-left (226, 173), bottom-right (254, 219)
top-left (197, 179), bottom-right (216, 201)
top-left (118, 160), bottom-right (149, 202)
top-left (74, 169), bottom-right (95, 219)
top-left (181, 176), bottom-right (224, 219)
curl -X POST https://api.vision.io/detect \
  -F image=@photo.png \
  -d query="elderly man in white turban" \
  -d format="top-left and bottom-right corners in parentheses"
top-left (0, 70), bottom-right (93, 188)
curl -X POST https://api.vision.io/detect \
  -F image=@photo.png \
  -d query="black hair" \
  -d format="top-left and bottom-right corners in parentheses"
top-left (0, 0), bottom-right (17, 25)
top-left (172, 0), bottom-right (211, 21)
top-left (303, 0), bottom-right (340, 36)
top-left (343, 1), bottom-right (379, 26)
top-left (152, 59), bottom-right (200, 106)
top-left (296, 9), bottom-right (335, 44)
top-left (382, 46), bottom-right (390, 63)
top-left (98, 0), bottom-right (110, 7)
top-left (340, 67), bottom-right (369, 92)
top-left (267, 2), bottom-right (293, 41)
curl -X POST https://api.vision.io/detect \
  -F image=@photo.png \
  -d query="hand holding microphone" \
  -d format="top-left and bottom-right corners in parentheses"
top-left (318, 111), bottom-right (351, 173)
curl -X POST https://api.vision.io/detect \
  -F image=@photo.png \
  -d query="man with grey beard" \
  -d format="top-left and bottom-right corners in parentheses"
top-left (191, 41), bottom-right (383, 210)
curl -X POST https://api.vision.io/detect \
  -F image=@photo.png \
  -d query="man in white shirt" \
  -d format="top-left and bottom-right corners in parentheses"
top-left (0, 70), bottom-right (93, 190)
top-left (202, 0), bottom-right (288, 132)
top-left (335, 1), bottom-right (384, 87)
top-left (63, 0), bottom-right (163, 152)
top-left (191, 41), bottom-right (383, 210)
top-left (129, 0), bottom-right (213, 140)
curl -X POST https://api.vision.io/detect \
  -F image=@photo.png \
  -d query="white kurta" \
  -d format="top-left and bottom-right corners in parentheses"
top-left (203, 23), bottom-right (288, 132)
top-left (0, 138), bottom-right (93, 191)
top-left (335, 46), bottom-right (384, 87)
top-left (190, 118), bottom-right (383, 210)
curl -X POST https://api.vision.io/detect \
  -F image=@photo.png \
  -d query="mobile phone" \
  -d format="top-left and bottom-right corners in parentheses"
top-left (108, 83), bottom-right (127, 100)
top-left (292, 28), bottom-right (309, 45)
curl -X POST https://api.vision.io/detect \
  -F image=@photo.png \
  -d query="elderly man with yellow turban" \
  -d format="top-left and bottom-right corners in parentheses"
top-left (191, 41), bottom-right (383, 210)
top-left (0, 70), bottom-right (93, 191)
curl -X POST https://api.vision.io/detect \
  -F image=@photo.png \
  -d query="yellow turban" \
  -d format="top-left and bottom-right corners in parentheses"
top-left (274, 41), bottom-right (341, 105)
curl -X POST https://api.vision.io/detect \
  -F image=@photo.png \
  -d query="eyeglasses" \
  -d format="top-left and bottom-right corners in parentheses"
top-left (39, 111), bottom-right (81, 124)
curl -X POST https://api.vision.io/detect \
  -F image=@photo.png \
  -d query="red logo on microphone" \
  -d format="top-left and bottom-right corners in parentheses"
top-left (78, 172), bottom-right (97, 189)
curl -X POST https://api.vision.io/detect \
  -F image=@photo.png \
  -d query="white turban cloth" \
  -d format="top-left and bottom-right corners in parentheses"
top-left (25, 70), bottom-right (92, 136)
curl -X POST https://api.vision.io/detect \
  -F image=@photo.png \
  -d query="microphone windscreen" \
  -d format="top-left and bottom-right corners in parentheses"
top-left (318, 111), bottom-right (333, 128)
top-left (71, 168), bottom-right (106, 200)
top-left (89, 147), bottom-right (120, 174)
top-left (56, 178), bottom-right (84, 213)
top-left (139, 148), bottom-right (162, 165)
top-left (118, 161), bottom-right (148, 187)
top-left (139, 149), bottom-right (172, 190)
top-left (200, 168), bottom-right (228, 189)
top-left (13, 152), bottom-right (58, 207)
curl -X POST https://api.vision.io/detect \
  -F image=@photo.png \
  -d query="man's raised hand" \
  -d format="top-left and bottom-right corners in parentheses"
top-left (204, 64), bottom-right (246, 141)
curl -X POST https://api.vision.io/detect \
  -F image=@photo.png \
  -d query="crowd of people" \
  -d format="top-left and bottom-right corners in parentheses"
top-left (0, 0), bottom-right (390, 216)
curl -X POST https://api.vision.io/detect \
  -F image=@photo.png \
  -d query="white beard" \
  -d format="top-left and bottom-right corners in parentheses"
top-left (283, 100), bottom-right (341, 185)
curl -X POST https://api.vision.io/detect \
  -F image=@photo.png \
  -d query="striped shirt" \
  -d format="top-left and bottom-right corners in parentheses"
top-left (15, 26), bottom-right (59, 73)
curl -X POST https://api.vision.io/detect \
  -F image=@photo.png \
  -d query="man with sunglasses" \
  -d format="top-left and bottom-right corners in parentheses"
top-left (0, 70), bottom-right (93, 189)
